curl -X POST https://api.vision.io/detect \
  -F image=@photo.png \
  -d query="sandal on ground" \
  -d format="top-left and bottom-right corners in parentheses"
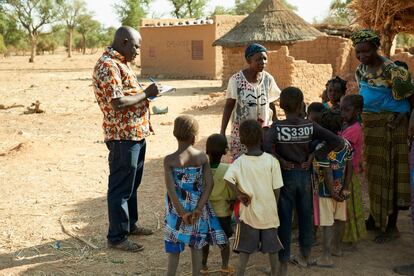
top-left (310, 257), bottom-right (335, 268)
top-left (374, 228), bottom-right (400, 244)
top-left (220, 266), bottom-right (235, 275)
top-left (289, 255), bottom-right (308, 268)
top-left (130, 226), bottom-right (154, 236)
top-left (108, 240), bottom-right (144, 252)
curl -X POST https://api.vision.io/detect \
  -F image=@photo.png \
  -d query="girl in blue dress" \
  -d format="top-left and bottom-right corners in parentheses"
top-left (164, 115), bottom-right (228, 276)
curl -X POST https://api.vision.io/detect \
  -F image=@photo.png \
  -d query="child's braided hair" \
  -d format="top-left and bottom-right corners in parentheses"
top-left (327, 76), bottom-right (347, 95)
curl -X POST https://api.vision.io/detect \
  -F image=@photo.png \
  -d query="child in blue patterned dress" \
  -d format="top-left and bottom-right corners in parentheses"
top-left (313, 111), bottom-right (353, 268)
top-left (164, 115), bottom-right (228, 276)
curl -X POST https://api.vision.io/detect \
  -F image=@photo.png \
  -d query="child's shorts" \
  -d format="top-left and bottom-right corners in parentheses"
top-left (218, 216), bottom-right (233, 238)
top-left (319, 197), bottom-right (347, 226)
top-left (233, 221), bottom-right (283, 254)
top-left (165, 241), bottom-right (185, 254)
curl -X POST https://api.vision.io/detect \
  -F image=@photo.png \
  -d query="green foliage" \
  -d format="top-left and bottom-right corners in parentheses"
top-left (211, 5), bottom-right (236, 16)
top-left (0, 11), bottom-right (27, 51)
top-left (99, 27), bottom-right (116, 47)
top-left (1, 0), bottom-right (62, 61)
top-left (234, 0), bottom-right (261, 15)
top-left (76, 14), bottom-right (100, 36)
top-left (233, 0), bottom-right (297, 15)
top-left (36, 32), bottom-right (59, 54)
top-left (396, 33), bottom-right (414, 48)
top-left (1, 0), bottom-right (61, 34)
top-left (323, 0), bottom-right (353, 25)
top-left (0, 34), bottom-right (7, 54)
top-left (61, 0), bottom-right (87, 29)
top-left (170, 0), bottom-right (206, 18)
top-left (114, 0), bottom-right (149, 27)
top-left (75, 15), bottom-right (115, 53)
top-left (51, 24), bottom-right (67, 45)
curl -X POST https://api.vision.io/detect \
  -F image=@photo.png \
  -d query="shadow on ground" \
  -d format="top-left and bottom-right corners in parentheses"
top-left (0, 137), bottom-right (234, 275)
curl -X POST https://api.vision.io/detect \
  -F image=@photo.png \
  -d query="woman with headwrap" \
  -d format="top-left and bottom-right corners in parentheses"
top-left (220, 43), bottom-right (281, 161)
top-left (351, 29), bottom-right (414, 243)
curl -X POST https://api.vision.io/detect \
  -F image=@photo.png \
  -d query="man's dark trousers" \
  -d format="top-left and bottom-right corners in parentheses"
top-left (106, 139), bottom-right (146, 244)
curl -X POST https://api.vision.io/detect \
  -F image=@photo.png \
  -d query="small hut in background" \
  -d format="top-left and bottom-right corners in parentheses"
top-left (140, 15), bottom-right (246, 79)
top-left (213, 0), bottom-right (325, 86)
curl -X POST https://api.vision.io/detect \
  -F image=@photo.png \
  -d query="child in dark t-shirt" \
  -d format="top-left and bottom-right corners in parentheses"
top-left (263, 87), bottom-right (342, 276)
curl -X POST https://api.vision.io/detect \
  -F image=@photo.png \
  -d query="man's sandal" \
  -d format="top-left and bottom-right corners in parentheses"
top-left (108, 240), bottom-right (144, 252)
top-left (130, 226), bottom-right (154, 236)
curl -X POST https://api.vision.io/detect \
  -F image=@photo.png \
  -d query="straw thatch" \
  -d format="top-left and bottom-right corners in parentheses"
top-left (349, 0), bottom-right (414, 57)
top-left (314, 23), bottom-right (354, 38)
top-left (213, 0), bottom-right (324, 47)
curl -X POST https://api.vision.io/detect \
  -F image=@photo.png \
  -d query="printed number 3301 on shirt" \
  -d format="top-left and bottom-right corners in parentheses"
top-left (275, 125), bottom-right (314, 142)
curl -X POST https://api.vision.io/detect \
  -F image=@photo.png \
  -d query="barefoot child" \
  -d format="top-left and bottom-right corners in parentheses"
top-left (313, 111), bottom-right (353, 267)
top-left (224, 120), bottom-right (284, 276)
top-left (202, 134), bottom-right (236, 275)
top-left (263, 87), bottom-right (343, 276)
top-left (339, 95), bottom-right (367, 245)
top-left (164, 115), bottom-right (228, 276)
top-left (324, 76), bottom-right (347, 112)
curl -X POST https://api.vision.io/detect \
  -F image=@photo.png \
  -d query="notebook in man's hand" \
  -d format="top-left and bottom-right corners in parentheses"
top-left (148, 85), bottom-right (176, 100)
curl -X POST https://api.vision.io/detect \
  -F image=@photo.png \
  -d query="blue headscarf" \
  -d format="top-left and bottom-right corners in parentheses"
top-left (245, 43), bottom-right (267, 59)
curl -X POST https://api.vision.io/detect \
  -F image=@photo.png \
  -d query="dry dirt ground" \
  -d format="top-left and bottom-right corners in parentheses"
top-left (0, 53), bottom-right (412, 276)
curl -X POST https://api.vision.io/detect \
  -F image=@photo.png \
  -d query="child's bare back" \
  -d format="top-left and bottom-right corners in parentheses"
top-left (164, 146), bottom-right (208, 169)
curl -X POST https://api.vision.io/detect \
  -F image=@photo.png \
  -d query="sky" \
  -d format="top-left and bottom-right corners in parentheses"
top-left (86, 0), bottom-right (333, 28)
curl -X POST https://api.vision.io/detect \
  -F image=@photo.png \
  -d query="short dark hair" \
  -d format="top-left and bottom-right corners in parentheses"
top-left (320, 109), bottom-right (342, 134)
top-left (327, 76), bottom-right (347, 95)
top-left (308, 102), bottom-right (325, 114)
top-left (280, 86), bottom-right (304, 113)
top-left (206, 134), bottom-right (228, 157)
top-left (239, 119), bottom-right (263, 147)
top-left (173, 115), bottom-right (199, 141)
top-left (341, 94), bottom-right (364, 112)
top-left (394, 60), bottom-right (409, 70)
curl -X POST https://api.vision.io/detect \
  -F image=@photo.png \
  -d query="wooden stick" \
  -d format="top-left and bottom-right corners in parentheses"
top-left (59, 215), bottom-right (98, 249)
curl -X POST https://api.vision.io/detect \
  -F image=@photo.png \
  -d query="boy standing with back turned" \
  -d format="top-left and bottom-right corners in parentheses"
top-left (263, 87), bottom-right (343, 276)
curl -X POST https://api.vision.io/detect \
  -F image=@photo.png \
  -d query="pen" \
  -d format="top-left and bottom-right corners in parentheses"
top-left (136, 76), bottom-right (144, 89)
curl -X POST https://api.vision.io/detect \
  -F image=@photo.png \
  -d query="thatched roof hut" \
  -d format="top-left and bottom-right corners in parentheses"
top-left (314, 23), bottom-right (354, 38)
top-left (213, 0), bottom-right (324, 47)
top-left (214, 0), bottom-right (325, 86)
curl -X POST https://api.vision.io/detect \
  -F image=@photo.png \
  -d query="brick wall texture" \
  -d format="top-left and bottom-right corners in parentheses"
top-left (221, 36), bottom-right (414, 102)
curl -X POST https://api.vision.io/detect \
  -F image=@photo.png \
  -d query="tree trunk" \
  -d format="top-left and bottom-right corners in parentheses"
top-left (29, 34), bottom-right (37, 63)
top-left (381, 18), bottom-right (396, 59)
top-left (82, 33), bottom-right (86, 55)
top-left (68, 28), bottom-right (73, 58)
top-left (381, 32), bottom-right (395, 58)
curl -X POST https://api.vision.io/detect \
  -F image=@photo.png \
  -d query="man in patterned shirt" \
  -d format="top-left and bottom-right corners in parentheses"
top-left (93, 26), bottom-right (159, 252)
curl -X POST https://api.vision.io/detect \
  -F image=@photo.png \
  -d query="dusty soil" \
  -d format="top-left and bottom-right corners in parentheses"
top-left (0, 52), bottom-right (412, 276)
